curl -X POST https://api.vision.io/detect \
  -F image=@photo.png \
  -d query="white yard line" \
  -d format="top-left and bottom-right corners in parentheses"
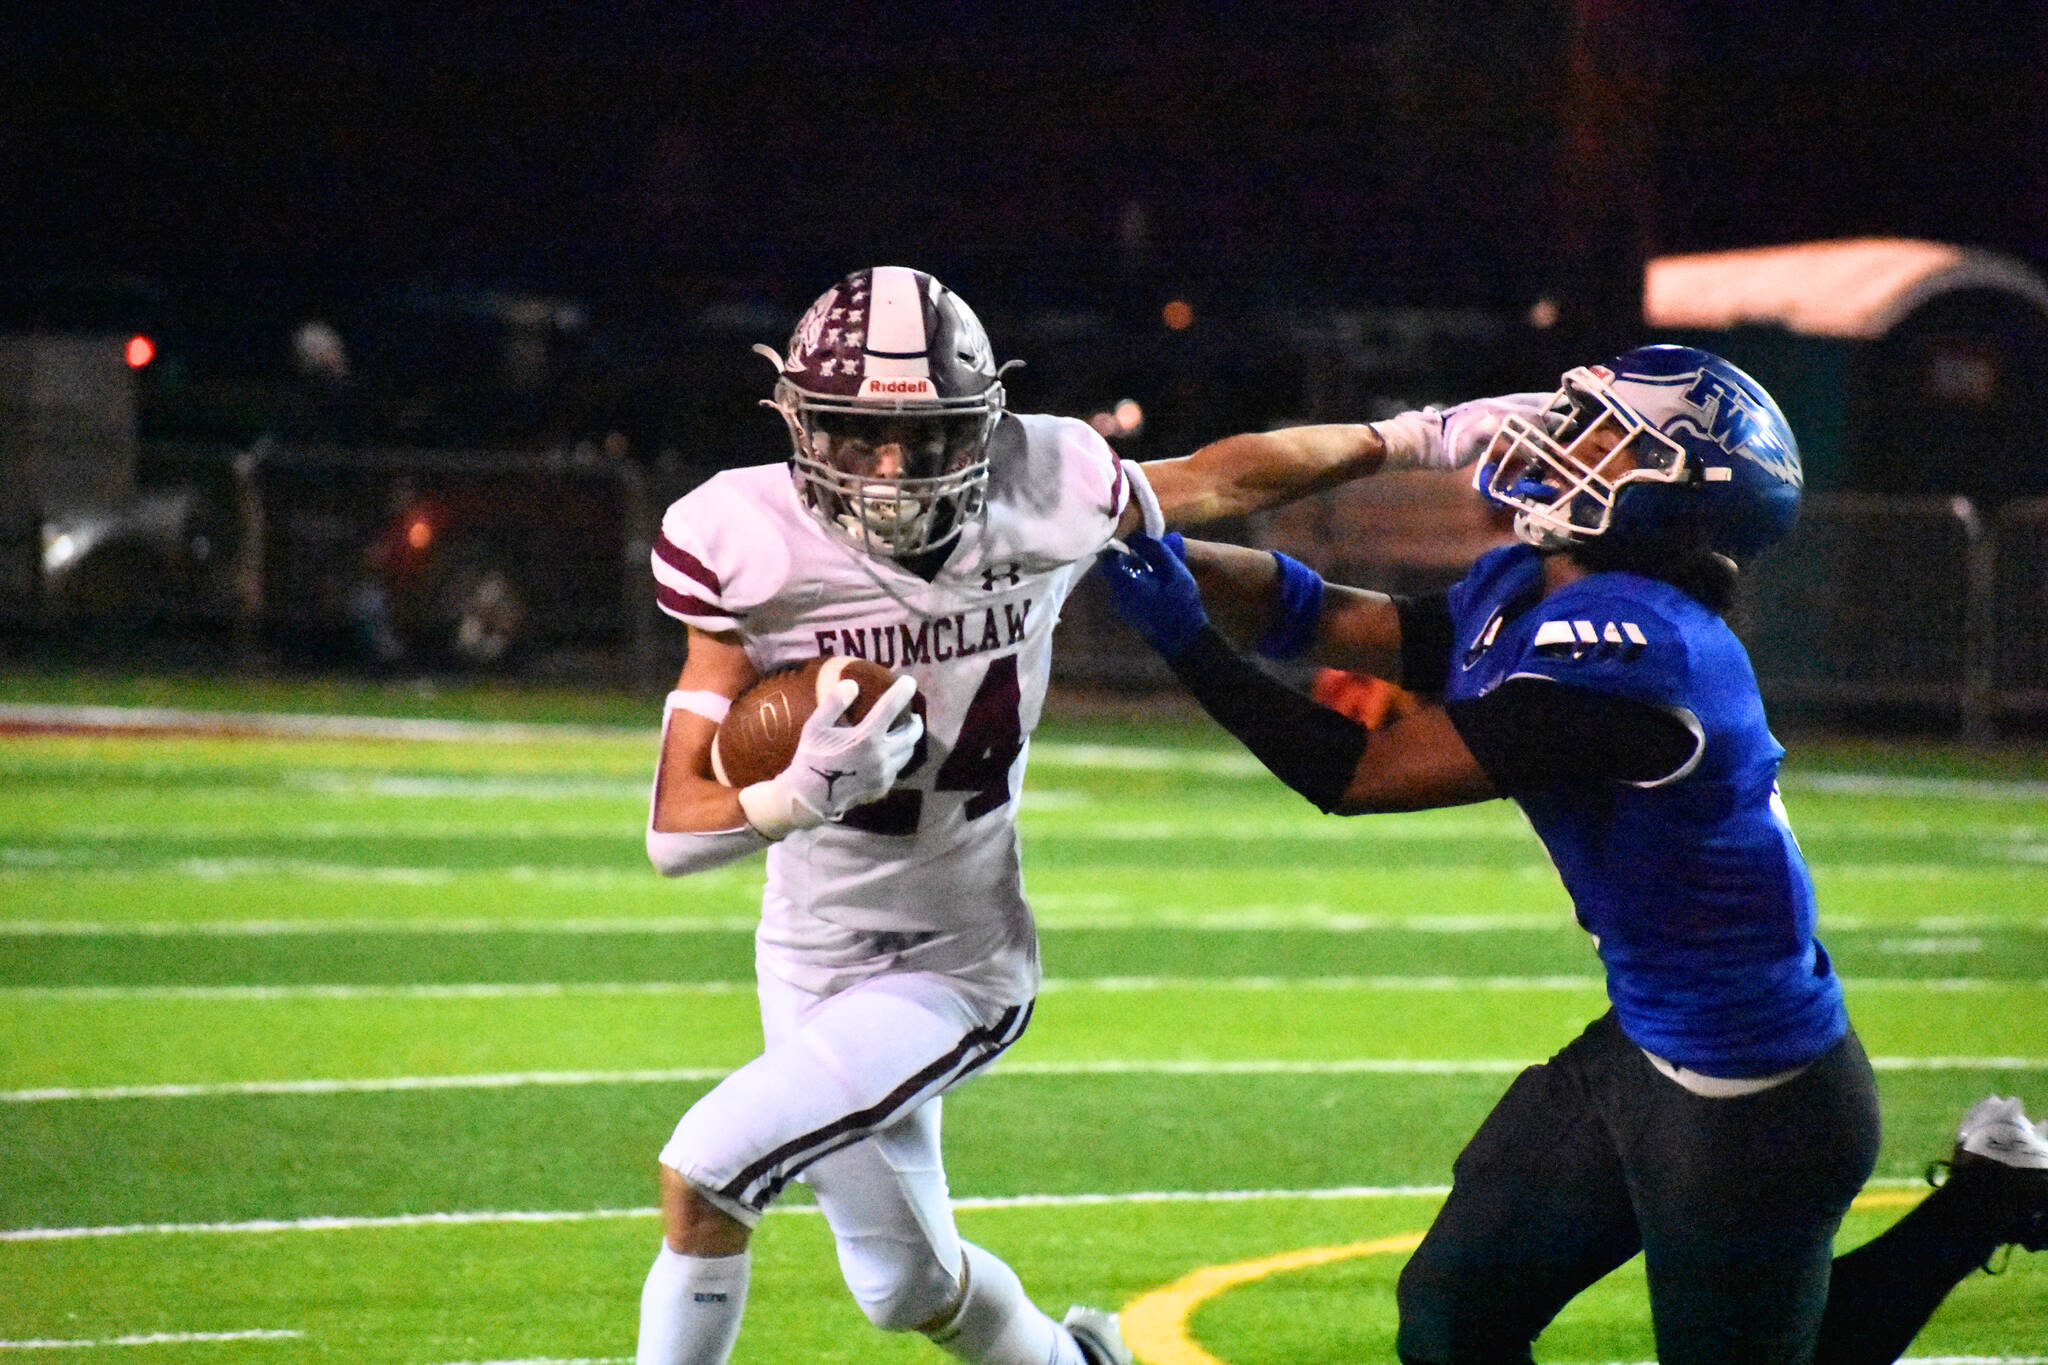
top-left (3, 981), bottom-right (760, 1002)
top-left (0, 703), bottom-right (634, 744)
top-left (3, 912), bottom-right (2044, 936)
top-left (9, 974), bottom-right (2045, 1003)
top-left (11, 702), bottom-right (2048, 797)
top-left (7, 1055), bottom-right (2044, 1106)
top-left (0, 1331), bottom-right (300, 1350)
top-left (0, 917), bottom-right (764, 936)
top-left (1, 1178), bottom-right (1940, 1243)
top-left (1794, 771), bottom-right (2048, 801)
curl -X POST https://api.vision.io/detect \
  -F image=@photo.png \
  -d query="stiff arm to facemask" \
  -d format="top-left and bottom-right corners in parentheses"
top-left (1372, 392), bottom-right (1563, 473)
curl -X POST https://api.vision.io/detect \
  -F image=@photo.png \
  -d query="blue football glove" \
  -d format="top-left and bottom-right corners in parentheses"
top-left (1096, 532), bottom-right (1209, 657)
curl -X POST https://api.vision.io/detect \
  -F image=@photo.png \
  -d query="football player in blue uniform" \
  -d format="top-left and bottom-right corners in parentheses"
top-left (1100, 345), bottom-right (2048, 1364)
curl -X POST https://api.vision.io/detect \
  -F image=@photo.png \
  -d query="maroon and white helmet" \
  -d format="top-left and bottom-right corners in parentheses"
top-left (755, 266), bottom-right (1010, 557)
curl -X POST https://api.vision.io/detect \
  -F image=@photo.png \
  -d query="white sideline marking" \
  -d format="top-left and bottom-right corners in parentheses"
top-left (413, 1351), bottom-right (2048, 1365)
top-left (12, 973), bottom-right (2045, 1003)
top-left (0, 1330), bottom-right (300, 1350)
top-left (14, 702), bottom-right (2048, 797)
top-left (1796, 771), bottom-right (2048, 801)
top-left (0, 917), bottom-right (764, 937)
top-left (4, 981), bottom-right (759, 1002)
top-left (12, 854), bottom-right (2048, 886)
top-left (9, 1055), bottom-right (2045, 1105)
top-left (4, 911), bottom-right (2045, 937)
top-left (419, 1350), bottom-right (2048, 1365)
top-left (1031, 742), bottom-right (1266, 776)
top-left (0, 858), bottom-right (672, 887)
top-left (0, 1178), bottom-right (1935, 1243)
top-left (0, 702), bottom-right (635, 744)
top-left (0, 1069), bottom-right (735, 1103)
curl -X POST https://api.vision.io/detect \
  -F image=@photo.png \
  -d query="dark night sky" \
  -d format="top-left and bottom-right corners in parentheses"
top-left (7, 2), bottom-right (2047, 324)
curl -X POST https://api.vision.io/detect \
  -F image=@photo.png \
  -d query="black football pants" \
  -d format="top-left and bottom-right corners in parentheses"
top-left (1395, 1011), bottom-right (1881, 1365)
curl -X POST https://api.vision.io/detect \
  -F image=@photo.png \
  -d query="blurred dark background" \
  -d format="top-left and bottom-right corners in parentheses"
top-left (5, 3), bottom-right (2047, 724)
top-left (9, 2), bottom-right (2044, 449)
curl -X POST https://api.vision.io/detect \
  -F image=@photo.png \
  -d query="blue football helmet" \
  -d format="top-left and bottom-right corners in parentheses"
top-left (1476, 345), bottom-right (1802, 561)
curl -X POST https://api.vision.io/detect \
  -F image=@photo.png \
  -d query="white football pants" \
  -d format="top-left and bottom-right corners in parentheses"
top-left (661, 969), bottom-right (1032, 1328)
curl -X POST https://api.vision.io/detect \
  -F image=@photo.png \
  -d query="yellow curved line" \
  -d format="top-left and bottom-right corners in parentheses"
top-left (1117, 1188), bottom-right (1924, 1364)
top-left (1120, 1232), bottom-right (1425, 1365)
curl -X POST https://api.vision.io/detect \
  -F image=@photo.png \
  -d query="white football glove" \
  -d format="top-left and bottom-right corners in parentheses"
top-left (737, 674), bottom-right (923, 839)
top-left (1371, 392), bottom-right (1562, 473)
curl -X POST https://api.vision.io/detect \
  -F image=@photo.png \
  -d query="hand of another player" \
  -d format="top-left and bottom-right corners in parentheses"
top-left (1439, 392), bottom-right (1563, 470)
top-left (1374, 392), bottom-right (1561, 472)
top-left (1096, 532), bottom-right (1209, 658)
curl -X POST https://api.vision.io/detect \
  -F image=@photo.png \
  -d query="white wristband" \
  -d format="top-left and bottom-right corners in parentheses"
top-left (665, 689), bottom-right (731, 725)
top-left (1368, 411), bottom-right (1438, 473)
top-left (1122, 458), bottom-right (1166, 537)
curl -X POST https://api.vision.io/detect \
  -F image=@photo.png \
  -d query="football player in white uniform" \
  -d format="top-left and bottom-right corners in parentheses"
top-left (637, 264), bottom-right (1535, 1365)
top-left (639, 265), bottom-right (1138, 1365)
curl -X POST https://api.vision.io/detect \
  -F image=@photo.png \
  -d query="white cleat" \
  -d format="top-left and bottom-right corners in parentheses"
top-left (1062, 1305), bottom-right (1134, 1365)
top-left (1939, 1094), bottom-right (2048, 1254)
top-left (1955, 1095), bottom-right (2048, 1169)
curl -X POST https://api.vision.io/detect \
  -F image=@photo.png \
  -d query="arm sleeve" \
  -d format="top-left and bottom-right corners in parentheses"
top-left (1165, 627), bottom-right (1369, 813)
top-left (1443, 676), bottom-right (1704, 792)
top-left (1393, 592), bottom-right (1455, 694)
top-left (644, 698), bottom-right (770, 875)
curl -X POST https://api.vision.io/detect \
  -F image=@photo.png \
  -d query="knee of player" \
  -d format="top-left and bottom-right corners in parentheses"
top-left (1393, 1250), bottom-right (1457, 1335)
top-left (1393, 1249), bottom-right (1526, 1365)
top-left (842, 1247), bottom-right (963, 1333)
top-left (659, 1164), bottom-right (753, 1256)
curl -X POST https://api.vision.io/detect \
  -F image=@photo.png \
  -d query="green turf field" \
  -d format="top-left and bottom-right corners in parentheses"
top-left (3, 682), bottom-right (2045, 1363)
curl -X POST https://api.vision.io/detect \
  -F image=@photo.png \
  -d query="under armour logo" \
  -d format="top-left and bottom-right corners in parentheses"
top-left (1531, 618), bottom-right (1647, 661)
top-left (981, 563), bottom-right (1021, 591)
top-left (811, 766), bottom-right (858, 800)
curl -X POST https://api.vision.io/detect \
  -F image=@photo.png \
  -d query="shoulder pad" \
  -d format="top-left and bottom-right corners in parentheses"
top-left (652, 468), bottom-right (795, 630)
top-left (982, 413), bottom-right (1125, 563)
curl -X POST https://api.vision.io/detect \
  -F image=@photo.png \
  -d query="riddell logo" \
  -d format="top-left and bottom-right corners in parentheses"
top-left (860, 378), bottom-right (934, 397)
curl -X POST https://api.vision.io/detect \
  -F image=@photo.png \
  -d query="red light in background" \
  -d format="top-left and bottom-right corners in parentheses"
top-left (125, 335), bottom-right (156, 368)
top-left (405, 517), bottom-right (433, 551)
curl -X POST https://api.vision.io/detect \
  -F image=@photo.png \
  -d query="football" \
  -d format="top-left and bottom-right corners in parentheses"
top-left (711, 655), bottom-right (904, 788)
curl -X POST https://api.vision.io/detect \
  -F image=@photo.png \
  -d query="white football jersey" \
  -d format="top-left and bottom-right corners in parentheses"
top-left (652, 412), bottom-right (1130, 1001)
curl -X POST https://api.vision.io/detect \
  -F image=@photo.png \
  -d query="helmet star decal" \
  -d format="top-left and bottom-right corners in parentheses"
top-left (754, 267), bottom-right (1012, 559)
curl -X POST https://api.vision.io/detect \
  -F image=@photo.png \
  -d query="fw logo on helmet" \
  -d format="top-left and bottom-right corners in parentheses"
top-left (1616, 365), bottom-right (1803, 487)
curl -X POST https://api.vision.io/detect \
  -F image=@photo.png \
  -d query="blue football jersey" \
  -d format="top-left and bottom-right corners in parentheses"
top-left (1442, 544), bottom-right (1846, 1076)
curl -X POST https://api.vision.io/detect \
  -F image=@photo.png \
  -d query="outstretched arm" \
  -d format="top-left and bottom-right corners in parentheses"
top-left (1131, 425), bottom-right (1392, 533)
top-left (1174, 537), bottom-right (1407, 681)
top-left (1118, 393), bottom-right (1558, 535)
top-left (1096, 536), bottom-right (1497, 814)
